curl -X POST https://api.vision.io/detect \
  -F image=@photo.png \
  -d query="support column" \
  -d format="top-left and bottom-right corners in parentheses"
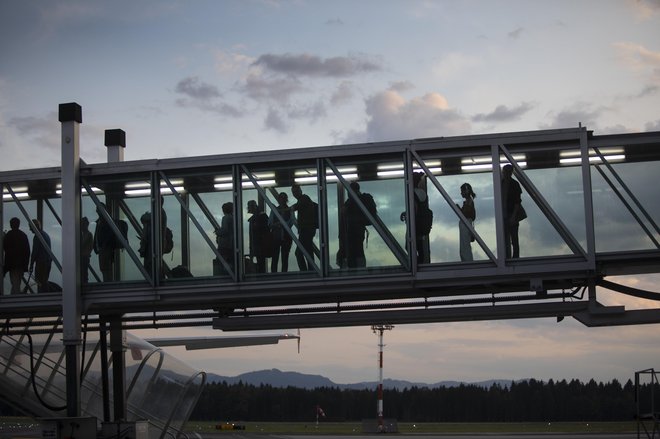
top-left (59, 102), bottom-right (82, 417)
top-left (110, 315), bottom-right (127, 420)
top-left (104, 129), bottom-right (128, 421)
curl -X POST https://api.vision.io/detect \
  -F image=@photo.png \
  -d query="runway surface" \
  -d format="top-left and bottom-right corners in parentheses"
top-left (192, 434), bottom-right (638, 439)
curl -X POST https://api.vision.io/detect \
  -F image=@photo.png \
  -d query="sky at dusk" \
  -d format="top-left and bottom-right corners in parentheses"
top-left (1, 0), bottom-right (660, 385)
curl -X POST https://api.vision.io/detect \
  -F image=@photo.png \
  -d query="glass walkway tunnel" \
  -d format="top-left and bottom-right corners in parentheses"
top-left (2, 126), bottom-right (660, 317)
top-left (2, 107), bottom-right (660, 435)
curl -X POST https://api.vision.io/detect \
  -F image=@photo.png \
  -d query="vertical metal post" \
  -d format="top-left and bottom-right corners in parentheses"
top-left (491, 145), bottom-right (506, 269)
top-left (99, 320), bottom-right (111, 422)
top-left (110, 314), bottom-right (127, 420)
top-left (579, 127), bottom-right (596, 268)
top-left (372, 324), bottom-right (393, 432)
top-left (59, 102), bottom-right (82, 417)
top-left (104, 129), bottom-right (128, 421)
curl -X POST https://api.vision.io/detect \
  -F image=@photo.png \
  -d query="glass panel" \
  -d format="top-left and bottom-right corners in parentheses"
top-left (161, 170), bottom-right (235, 282)
top-left (327, 158), bottom-right (408, 273)
top-left (241, 164), bottom-right (320, 277)
top-left (2, 181), bottom-right (62, 294)
top-left (592, 159), bottom-right (660, 252)
top-left (82, 175), bottom-right (152, 284)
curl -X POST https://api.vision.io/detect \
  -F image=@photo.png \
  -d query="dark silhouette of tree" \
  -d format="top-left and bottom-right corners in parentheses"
top-left (189, 378), bottom-right (638, 422)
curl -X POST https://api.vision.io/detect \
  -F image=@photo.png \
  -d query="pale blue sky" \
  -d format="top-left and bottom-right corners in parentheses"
top-left (1, 0), bottom-right (660, 385)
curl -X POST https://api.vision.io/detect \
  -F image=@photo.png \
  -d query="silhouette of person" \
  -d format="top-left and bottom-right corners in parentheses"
top-left (247, 200), bottom-right (270, 273)
top-left (80, 216), bottom-right (94, 284)
top-left (29, 219), bottom-right (52, 293)
top-left (138, 212), bottom-right (153, 275)
top-left (93, 203), bottom-right (116, 282)
top-left (216, 202), bottom-right (234, 274)
top-left (3, 217), bottom-right (30, 294)
top-left (290, 184), bottom-right (316, 271)
top-left (501, 164), bottom-right (523, 259)
top-left (458, 183), bottom-right (476, 262)
top-left (342, 182), bottom-right (368, 268)
top-left (269, 192), bottom-right (293, 273)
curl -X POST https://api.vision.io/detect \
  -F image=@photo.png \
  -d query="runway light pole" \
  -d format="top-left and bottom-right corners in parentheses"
top-left (372, 324), bottom-right (394, 433)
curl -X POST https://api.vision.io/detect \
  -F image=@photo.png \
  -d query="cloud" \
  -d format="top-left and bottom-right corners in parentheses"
top-left (472, 102), bottom-right (536, 123)
top-left (645, 119), bottom-right (660, 131)
top-left (614, 42), bottom-right (660, 83)
top-left (175, 76), bottom-right (221, 100)
top-left (540, 104), bottom-right (604, 130)
top-left (629, 0), bottom-right (660, 20)
top-left (330, 81), bottom-right (355, 106)
top-left (9, 114), bottom-right (59, 152)
top-left (325, 18), bottom-right (344, 26)
top-left (252, 53), bottom-right (382, 77)
top-left (240, 72), bottom-right (306, 104)
top-left (213, 49), bottom-right (254, 74)
top-left (174, 76), bottom-right (244, 117)
top-left (508, 27), bottom-right (524, 39)
top-left (287, 101), bottom-right (327, 123)
top-left (345, 88), bottom-right (471, 143)
top-left (264, 107), bottom-right (287, 133)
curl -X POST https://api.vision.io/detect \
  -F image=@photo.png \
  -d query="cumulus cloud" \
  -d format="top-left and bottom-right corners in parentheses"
top-left (645, 120), bottom-right (660, 131)
top-left (330, 81), bottom-right (356, 106)
top-left (345, 88), bottom-right (471, 143)
top-left (264, 107), bottom-right (287, 133)
top-left (213, 49), bottom-right (254, 74)
top-left (540, 104), bottom-right (604, 130)
top-left (240, 72), bottom-right (306, 104)
top-left (287, 101), bottom-right (327, 122)
top-left (252, 53), bottom-right (382, 77)
top-left (614, 42), bottom-right (660, 83)
top-left (472, 102), bottom-right (536, 123)
top-left (174, 76), bottom-right (244, 117)
top-left (175, 76), bottom-right (221, 100)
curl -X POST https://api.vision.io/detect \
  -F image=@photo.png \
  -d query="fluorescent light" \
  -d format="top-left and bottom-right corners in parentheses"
top-left (560, 155), bottom-right (625, 165)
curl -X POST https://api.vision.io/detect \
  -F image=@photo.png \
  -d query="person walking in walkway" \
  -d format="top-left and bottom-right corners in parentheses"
top-left (501, 164), bottom-right (523, 259)
top-left (458, 183), bottom-right (476, 262)
top-left (94, 203), bottom-right (116, 282)
top-left (247, 200), bottom-right (271, 273)
top-left (80, 216), bottom-right (94, 284)
top-left (29, 219), bottom-right (52, 293)
top-left (216, 202), bottom-right (234, 274)
top-left (290, 184), bottom-right (317, 271)
top-left (3, 217), bottom-right (30, 294)
top-left (269, 192), bottom-right (294, 273)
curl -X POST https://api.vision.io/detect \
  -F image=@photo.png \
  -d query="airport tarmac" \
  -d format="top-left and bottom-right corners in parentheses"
top-left (192, 434), bottom-right (638, 439)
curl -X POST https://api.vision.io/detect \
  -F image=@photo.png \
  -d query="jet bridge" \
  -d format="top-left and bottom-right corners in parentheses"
top-left (2, 103), bottom-right (660, 431)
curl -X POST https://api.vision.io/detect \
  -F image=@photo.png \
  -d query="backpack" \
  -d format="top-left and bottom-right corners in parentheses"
top-left (310, 201), bottom-right (319, 229)
top-left (113, 219), bottom-right (129, 249)
top-left (416, 194), bottom-right (433, 235)
top-left (360, 193), bottom-right (377, 226)
top-left (163, 227), bottom-right (174, 254)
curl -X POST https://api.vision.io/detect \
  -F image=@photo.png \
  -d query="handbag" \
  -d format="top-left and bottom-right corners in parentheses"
top-left (514, 205), bottom-right (527, 222)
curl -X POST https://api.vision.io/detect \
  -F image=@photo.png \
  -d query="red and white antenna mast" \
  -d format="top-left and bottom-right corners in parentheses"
top-left (372, 324), bottom-right (394, 432)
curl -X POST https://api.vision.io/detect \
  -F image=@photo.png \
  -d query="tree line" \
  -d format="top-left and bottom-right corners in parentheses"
top-left (191, 378), bottom-right (644, 422)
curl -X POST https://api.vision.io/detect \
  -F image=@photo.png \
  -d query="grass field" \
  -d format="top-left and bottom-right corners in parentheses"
top-left (183, 420), bottom-right (639, 434)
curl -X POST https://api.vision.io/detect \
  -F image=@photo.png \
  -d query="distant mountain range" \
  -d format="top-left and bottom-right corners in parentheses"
top-left (206, 368), bottom-right (514, 390)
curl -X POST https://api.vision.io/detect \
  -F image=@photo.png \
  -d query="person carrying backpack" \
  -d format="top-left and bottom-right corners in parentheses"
top-left (342, 181), bottom-right (374, 269)
top-left (290, 184), bottom-right (318, 271)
